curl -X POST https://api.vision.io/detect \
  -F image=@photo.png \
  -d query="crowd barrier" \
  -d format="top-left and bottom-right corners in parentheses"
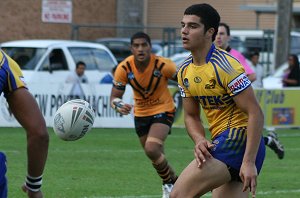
top-left (0, 83), bottom-right (299, 129)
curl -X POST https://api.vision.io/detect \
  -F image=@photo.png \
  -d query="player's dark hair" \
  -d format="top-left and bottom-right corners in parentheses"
top-left (184, 3), bottom-right (220, 41)
top-left (130, 32), bottom-right (152, 46)
top-left (76, 61), bottom-right (86, 69)
top-left (219, 22), bottom-right (231, 36)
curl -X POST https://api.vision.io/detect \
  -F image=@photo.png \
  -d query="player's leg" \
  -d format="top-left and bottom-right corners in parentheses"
top-left (171, 158), bottom-right (231, 197)
top-left (147, 123), bottom-right (177, 183)
top-left (0, 152), bottom-right (7, 198)
top-left (212, 181), bottom-right (249, 198)
top-left (264, 130), bottom-right (284, 159)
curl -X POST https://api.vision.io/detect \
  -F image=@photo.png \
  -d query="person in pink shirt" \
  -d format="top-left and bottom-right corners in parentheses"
top-left (215, 22), bottom-right (256, 82)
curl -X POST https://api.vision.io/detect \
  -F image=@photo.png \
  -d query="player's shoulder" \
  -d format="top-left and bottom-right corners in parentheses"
top-left (177, 53), bottom-right (193, 72)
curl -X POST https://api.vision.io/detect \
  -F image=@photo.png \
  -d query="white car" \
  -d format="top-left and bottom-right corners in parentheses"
top-left (262, 62), bottom-right (287, 89)
top-left (0, 40), bottom-right (118, 83)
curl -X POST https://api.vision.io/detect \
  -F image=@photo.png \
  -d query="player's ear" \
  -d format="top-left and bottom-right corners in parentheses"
top-left (206, 27), bottom-right (215, 39)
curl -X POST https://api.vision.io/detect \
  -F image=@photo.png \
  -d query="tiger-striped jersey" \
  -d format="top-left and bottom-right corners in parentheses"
top-left (113, 54), bottom-right (177, 117)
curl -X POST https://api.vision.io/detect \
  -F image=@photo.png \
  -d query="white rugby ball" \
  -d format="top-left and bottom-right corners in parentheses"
top-left (53, 99), bottom-right (95, 141)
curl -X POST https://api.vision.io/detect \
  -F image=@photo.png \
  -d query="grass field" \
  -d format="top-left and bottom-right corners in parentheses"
top-left (1, 127), bottom-right (300, 198)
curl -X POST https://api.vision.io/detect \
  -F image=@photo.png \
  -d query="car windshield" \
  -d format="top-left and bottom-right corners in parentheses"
top-left (68, 47), bottom-right (116, 71)
top-left (1, 47), bottom-right (47, 70)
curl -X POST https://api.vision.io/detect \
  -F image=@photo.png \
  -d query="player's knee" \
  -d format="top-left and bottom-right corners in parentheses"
top-left (144, 142), bottom-right (161, 159)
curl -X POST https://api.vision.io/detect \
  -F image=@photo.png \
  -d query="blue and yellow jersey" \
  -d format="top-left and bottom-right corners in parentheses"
top-left (0, 50), bottom-right (27, 97)
top-left (177, 44), bottom-right (251, 138)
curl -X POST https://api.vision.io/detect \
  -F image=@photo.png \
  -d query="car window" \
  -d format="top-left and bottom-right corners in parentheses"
top-left (68, 47), bottom-right (115, 71)
top-left (1, 47), bottom-right (47, 70)
top-left (39, 49), bottom-right (68, 71)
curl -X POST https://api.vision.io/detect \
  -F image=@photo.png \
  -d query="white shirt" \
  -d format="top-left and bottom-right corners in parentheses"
top-left (248, 61), bottom-right (264, 88)
top-left (65, 71), bottom-right (88, 97)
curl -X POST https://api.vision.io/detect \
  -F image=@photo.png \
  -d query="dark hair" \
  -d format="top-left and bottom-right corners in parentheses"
top-left (289, 54), bottom-right (299, 67)
top-left (219, 22), bottom-right (230, 36)
top-left (184, 3), bottom-right (220, 41)
top-left (76, 61), bottom-right (86, 69)
top-left (130, 32), bottom-right (152, 46)
top-left (250, 51), bottom-right (260, 58)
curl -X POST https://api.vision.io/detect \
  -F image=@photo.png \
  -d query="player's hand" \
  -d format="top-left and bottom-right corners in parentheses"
top-left (240, 161), bottom-right (257, 198)
top-left (22, 184), bottom-right (43, 198)
top-left (194, 137), bottom-right (214, 168)
top-left (111, 98), bottom-right (133, 115)
top-left (117, 103), bottom-right (133, 115)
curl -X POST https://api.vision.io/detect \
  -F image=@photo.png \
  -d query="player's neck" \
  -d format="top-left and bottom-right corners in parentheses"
top-left (191, 42), bottom-right (212, 66)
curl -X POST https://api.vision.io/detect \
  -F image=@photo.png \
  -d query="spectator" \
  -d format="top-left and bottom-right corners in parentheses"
top-left (215, 22), bottom-right (257, 82)
top-left (66, 61), bottom-right (88, 98)
top-left (0, 50), bottom-right (49, 197)
top-left (249, 51), bottom-right (264, 88)
top-left (282, 54), bottom-right (300, 87)
top-left (100, 65), bottom-right (117, 84)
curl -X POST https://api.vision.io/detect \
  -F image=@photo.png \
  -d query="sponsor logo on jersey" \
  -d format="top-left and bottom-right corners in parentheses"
top-left (205, 79), bottom-right (216, 89)
top-left (183, 78), bottom-right (189, 88)
top-left (153, 69), bottom-right (162, 77)
top-left (194, 76), bottom-right (201, 83)
top-left (128, 72), bottom-right (134, 80)
top-left (228, 73), bottom-right (250, 94)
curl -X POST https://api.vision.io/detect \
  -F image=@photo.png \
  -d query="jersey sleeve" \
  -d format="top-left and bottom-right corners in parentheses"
top-left (177, 66), bottom-right (192, 98)
top-left (112, 63), bottom-right (128, 90)
top-left (161, 58), bottom-right (177, 79)
top-left (221, 59), bottom-right (251, 96)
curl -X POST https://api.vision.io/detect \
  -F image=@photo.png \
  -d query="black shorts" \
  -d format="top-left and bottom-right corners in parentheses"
top-left (134, 111), bottom-right (175, 137)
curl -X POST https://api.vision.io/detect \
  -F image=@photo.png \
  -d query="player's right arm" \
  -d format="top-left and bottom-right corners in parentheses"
top-left (182, 97), bottom-right (213, 167)
top-left (110, 87), bottom-right (132, 115)
top-left (7, 88), bottom-right (49, 198)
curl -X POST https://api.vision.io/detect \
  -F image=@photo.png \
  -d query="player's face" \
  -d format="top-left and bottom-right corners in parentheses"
top-left (215, 26), bottom-right (230, 49)
top-left (181, 15), bottom-right (208, 52)
top-left (131, 38), bottom-right (151, 64)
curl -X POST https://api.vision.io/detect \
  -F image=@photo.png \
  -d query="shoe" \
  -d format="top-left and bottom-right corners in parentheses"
top-left (267, 131), bottom-right (284, 159)
top-left (162, 183), bottom-right (173, 198)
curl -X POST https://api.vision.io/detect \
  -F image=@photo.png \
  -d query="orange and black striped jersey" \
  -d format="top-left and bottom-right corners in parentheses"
top-left (113, 54), bottom-right (177, 117)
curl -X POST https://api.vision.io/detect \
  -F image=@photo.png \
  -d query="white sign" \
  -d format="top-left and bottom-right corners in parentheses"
top-left (42, 0), bottom-right (72, 23)
top-left (0, 83), bottom-right (134, 128)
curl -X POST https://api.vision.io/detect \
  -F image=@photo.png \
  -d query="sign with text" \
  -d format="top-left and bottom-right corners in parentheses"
top-left (42, 0), bottom-right (72, 23)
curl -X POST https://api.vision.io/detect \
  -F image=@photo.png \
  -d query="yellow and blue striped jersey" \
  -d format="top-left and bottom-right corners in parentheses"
top-left (177, 44), bottom-right (251, 138)
top-left (0, 50), bottom-right (27, 97)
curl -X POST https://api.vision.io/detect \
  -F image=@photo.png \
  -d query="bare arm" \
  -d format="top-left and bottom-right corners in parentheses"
top-left (182, 97), bottom-right (213, 167)
top-left (110, 87), bottom-right (132, 115)
top-left (233, 86), bottom-right (264, 196)
top-left (7, 88), bottom-right (49, 198)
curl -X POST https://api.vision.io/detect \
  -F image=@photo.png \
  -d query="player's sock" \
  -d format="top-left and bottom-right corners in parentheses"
top-left (152, 155), bottom-right (177, 184)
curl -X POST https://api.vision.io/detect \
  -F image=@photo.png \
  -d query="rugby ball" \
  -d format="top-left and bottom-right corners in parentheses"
top-left (53, 99), bottom-right (95, 141)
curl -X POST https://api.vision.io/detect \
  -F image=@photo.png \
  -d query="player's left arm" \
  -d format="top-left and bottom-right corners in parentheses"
top-left (233, 86), bottom-right (264, 196)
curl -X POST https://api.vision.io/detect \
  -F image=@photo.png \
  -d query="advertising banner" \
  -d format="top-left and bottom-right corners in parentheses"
top-left (1, 83), bottom-right (300, 129)
top-left (0, 83), bottom-right (134, 128)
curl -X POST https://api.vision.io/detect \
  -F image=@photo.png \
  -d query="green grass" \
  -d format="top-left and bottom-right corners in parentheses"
top-left (1, 127), bottom-right (299, 198)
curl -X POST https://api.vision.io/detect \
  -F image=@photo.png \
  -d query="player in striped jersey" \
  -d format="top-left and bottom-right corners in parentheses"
top-left (170, 4), bottom-right (265, 198)
top-left (0, 50), bottom-right (49, 197)
top-left (110, 32), bottom-right (178, 198)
